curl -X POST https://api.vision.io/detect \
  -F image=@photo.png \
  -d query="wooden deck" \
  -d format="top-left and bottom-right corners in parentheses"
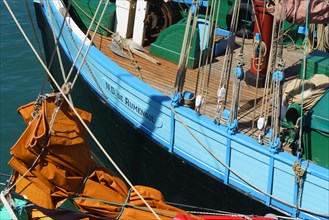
top-left (91, 32), bottom-right (304, 143)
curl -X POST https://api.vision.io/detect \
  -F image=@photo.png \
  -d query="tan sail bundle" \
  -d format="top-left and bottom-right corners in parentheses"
top-left (8, 94), bottom-right (197, 220)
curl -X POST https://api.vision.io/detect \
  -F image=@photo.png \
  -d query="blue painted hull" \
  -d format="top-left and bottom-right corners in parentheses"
top-left (34, 1), bottom-right (329, 219)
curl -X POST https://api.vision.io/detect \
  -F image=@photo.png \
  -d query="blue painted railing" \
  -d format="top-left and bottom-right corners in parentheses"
top-left (39, 1), bottom-right (329, 219)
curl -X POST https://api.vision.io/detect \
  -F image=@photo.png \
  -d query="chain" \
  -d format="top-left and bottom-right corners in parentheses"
top-left (48, 94), bottom-right (64, 135)
top-left (64, 14), bottom-right (109, 102)
top-left (30, 94), bottom-right (47, 123)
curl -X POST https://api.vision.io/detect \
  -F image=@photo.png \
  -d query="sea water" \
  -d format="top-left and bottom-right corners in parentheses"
top-left (0, 1), bottom-right (48, 188)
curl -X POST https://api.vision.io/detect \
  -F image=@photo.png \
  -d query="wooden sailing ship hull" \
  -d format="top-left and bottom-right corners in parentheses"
top-left (33, 0), bottom-right (329, 219)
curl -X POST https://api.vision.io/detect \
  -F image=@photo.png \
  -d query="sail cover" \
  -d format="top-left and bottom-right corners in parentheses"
top-left (268, 0), bottom-right (329, 24)
top-left (8, 94), bottom-right (196, 219)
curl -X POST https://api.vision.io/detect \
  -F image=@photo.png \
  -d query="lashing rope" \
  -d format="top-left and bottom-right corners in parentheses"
top-left (195, 0), bottom-right (219, 114)
top-left (214, 0), bottom-right (241, 124)
top-left (64, 0), bottom-right (106, 88)
top-left (251, 0), bottom-right (267, 131)
top-left (170, 104), bottom-right (328, 217)
top-left (202, 0), bottom-right (222, 115)
top-left (195, 0), bottom-right (212, 109)
top-left (3, 1), bottom-right (161, 219)
top-left (256, 0), bottom-right (283, 144)
top-left (173, 1), bottom-right (199, 96)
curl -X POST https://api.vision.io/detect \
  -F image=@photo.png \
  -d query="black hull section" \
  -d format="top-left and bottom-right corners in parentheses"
top-left (35, 3), bottom-right (282, 216)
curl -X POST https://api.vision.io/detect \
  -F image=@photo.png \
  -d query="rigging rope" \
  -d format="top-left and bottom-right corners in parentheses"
top-left (72, 195), bottom-right (178, 218)
top-left (173, 2), bottom-right (199, 96)
top-left (5, 0), bottom-right (328, 218)
top-left (70, 0), bottom-right (143, 79)
top-left (292, 0), bottom-right (313, 216)
top-left (308, 23), bottom-right (329, 52)
top-left (170, 104), bottom-right (328, 217)
top-left (268, 10), bottom-right (285, 148)
top-left (118, 34), bottom-right (143, 80)
top-left (63, 9), bottom-right (110, 103)
top-left (5, 93), bottom-right (62, 193)
top-left (256, 0), bottom-right (283, 144)
top-left (296, 0), bottom-right (312, 161)
top-left (64, 0), bottom-right (104, 88)
top-left (24, 0), bottom-right (50, 96)
top-left (251, 0), bottom-right (267, 131)
top-left (195, 0), bottom-right (218, 114)
top-left (167, 201), bottom-right (299, 220)
top-left (177, 0), bottom-right (187, 16)
top-left (3, 1), bottom-right (161, 219)
top-left (297, 1), bottom-right (311, 150)
top-left (238, 0), bottom-right (251, 59)
top-left (293, 160), bottom-right (309, 211)
top-left (70, 0), bottom-right (115, 35)
top-left (202, 1), bottom-right (222, 115)
top-left (227, 0), bottom-right (254, 130)
top-left (214, 0), bottom-right (241, 124)
top-left (24, 0), bottom-right (44, 62)
top-left (44, 2), bottom-right (72, 90)
top-left (195, 1), bottom-right (212, 95)
top-left (70, 0), bottom-right (111, 88)
top-left (46, 0), bottom-right (67, 85)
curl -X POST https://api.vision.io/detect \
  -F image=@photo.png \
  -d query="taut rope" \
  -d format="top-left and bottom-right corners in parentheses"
top-left (3, 1), bottom-right (161, 219)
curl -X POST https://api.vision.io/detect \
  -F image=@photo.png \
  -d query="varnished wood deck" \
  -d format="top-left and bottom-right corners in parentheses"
top-left (91, 32), bottom-right (304, 143)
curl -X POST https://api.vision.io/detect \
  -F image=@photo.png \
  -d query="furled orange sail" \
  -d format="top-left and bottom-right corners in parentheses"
top-left (8, 93), bottom-right (198, 220)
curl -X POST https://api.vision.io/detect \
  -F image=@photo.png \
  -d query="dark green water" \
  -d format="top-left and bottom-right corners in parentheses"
top-left (0, 1), bottom-right (49, 188)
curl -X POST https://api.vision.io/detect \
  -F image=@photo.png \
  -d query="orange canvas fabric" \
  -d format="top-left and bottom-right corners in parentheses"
top-left (8, 94), bottom-right (199, 220)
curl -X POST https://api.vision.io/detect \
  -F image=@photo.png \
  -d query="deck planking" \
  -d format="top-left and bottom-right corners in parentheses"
top-left (90, 32), bottom-right (304, 144)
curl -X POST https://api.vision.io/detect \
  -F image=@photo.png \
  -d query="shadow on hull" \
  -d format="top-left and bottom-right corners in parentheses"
top-left (35, 2), bottom-right (283, 216)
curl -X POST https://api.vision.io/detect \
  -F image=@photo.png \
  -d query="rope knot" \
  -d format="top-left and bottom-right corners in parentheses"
top-left (292, 160), bottom-right (309, 183)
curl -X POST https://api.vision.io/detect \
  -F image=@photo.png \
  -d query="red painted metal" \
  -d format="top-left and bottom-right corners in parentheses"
top-left (174, 213), bottom-right (276, 220)
top-left (196, 216), bottom-right (274, 220)
top-left (245, 0), bottom-right (274, 87)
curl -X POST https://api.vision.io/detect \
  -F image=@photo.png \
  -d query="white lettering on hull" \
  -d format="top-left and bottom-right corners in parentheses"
top-left (105, 81), bottom-right (162, 127)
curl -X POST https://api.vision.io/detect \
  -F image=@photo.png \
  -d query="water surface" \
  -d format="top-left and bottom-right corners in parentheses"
top-left (0, 1), bottom-right (47, 187)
